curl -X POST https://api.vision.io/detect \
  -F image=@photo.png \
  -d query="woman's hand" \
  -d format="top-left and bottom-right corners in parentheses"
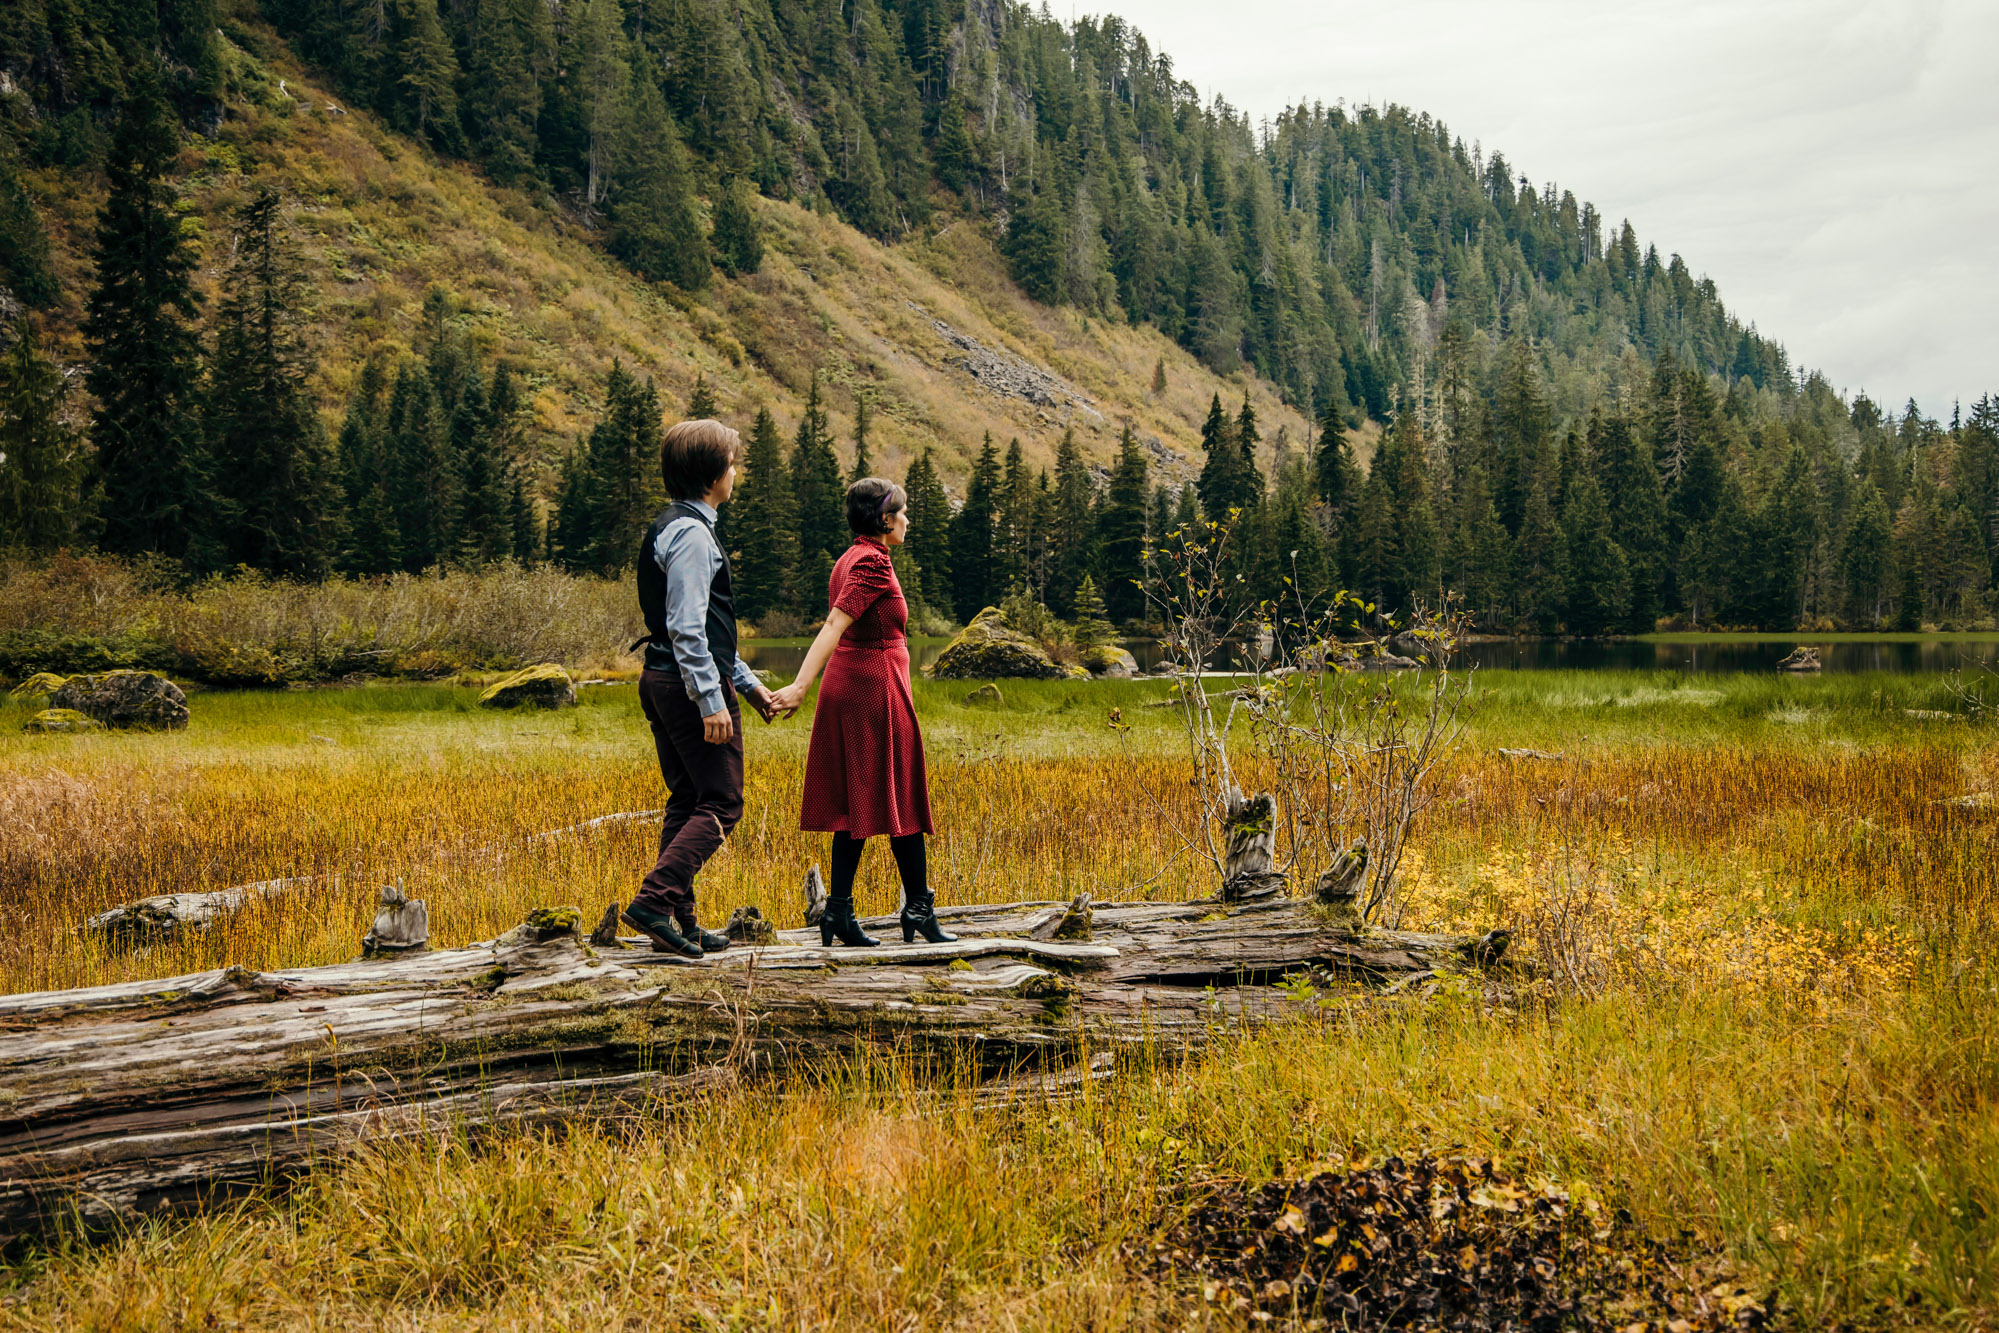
top-left (767, 681), bottom-right (807, 717)
top-left (771, 608), bottom-right (856, 721)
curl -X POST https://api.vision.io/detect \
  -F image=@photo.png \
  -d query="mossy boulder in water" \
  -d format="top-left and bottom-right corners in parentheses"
top-left (23, 708), bottom-right (104, 734)
top-left (927, 607), bottom-right (1084, 680)
top-left (50, 670), bottom-right (189, 730)
top-left (478, 663), bottom-right (576, 709)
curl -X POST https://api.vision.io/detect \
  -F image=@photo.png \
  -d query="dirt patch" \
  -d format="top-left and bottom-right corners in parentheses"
top-left (1153, 1155), bottom-right (1771, 1330)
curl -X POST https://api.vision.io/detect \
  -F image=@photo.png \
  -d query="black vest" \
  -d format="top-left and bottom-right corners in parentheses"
top-left (634, 501), bottom-right (738, 678)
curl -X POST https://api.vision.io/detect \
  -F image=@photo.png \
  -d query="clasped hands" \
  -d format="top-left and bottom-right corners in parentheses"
top-left (701, 682), bottom-right (805, 744)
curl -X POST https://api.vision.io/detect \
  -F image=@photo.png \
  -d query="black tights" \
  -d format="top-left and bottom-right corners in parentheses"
top-left (829, 831), bottom-right (927, 905)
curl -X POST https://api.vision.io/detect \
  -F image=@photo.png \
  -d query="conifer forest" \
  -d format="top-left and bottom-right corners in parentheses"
top-left (1, 0), bottom-right (1995, 636)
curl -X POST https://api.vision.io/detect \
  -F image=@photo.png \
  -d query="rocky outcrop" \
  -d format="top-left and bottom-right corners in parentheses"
top-left (914, 304), bottom-right (1101, 419)
top-left (1777, 646), bottom-right (1822, 672)
top-left (22, 708), bottom-right (103, 734)
top-left (1079, 642), bottom-right (1138, 678)
top-left (927, 608), bottom-right (1085, 680)
top-left (478, 663), bottom-right (577, 709)
top-left (49, 670), bottom-right (189, 730)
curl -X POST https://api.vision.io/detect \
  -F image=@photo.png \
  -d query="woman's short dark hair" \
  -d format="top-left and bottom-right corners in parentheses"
top-left (659, 419), bottom-right (742, 500)
top-left (846, 476), bottom-right (907, 536)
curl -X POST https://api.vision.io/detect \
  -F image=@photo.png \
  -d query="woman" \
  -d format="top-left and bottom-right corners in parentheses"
top-left (768, 477), bottom-right (954, 947)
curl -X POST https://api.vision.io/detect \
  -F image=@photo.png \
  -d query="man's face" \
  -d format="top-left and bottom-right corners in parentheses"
top-left (711, 462), bottom-right (738, 505)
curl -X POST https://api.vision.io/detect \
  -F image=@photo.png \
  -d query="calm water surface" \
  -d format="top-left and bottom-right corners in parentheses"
top-left (740, 636), bottom-right (1999, 677)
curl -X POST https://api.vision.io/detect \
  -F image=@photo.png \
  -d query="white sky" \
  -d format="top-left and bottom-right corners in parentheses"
top-left (1102, 0), bottom-right (1999, 417)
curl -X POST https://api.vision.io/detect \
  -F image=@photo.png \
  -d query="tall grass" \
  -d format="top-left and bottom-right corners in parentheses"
top-left (2, 671), bottom-right (1995, 1326)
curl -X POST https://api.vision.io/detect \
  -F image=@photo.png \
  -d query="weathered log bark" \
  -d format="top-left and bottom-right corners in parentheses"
top-left (0, 893), bottom-right (1506, 1239)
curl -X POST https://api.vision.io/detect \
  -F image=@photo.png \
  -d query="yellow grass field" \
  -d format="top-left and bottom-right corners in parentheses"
top-left (1, 671), bottom-right (1994, 1329)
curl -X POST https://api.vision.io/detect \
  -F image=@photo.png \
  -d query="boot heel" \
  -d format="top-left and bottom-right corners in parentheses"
top-left (902, 921), bottom-right (917, 944)
top-left (820, 920), bottom-right (835, 947)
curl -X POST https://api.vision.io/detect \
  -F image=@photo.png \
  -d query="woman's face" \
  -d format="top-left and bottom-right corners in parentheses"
top-left (883, 504), bottom-right (909, 546)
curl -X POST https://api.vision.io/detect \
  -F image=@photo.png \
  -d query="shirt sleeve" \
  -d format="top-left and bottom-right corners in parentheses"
top-left (832, 548), bottom-right (895, 620)
top-left (655, 519), bottom-right (730, 718)
top-left (730, 656), bottom-right (762, 697)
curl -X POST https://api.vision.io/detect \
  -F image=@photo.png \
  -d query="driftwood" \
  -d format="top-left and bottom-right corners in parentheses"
top-left (81, 876), bottom-right (332, 946)
top-left (0, 890), bottom-right (1509, 1238)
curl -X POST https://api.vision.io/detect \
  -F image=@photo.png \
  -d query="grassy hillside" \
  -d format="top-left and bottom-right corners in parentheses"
top-left (14, 22), bottom-right (1316, 501)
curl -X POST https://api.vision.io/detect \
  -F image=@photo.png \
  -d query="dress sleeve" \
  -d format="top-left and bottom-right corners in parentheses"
top-left (833, 548), bottom-right (894, 620)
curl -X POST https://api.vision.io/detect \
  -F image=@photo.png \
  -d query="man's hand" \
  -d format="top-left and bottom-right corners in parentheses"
top-left (746, 685), bottom-right (779, 723)
top-left (767, 681), bottom-right (806, 717)
top-left (701, 707), bottom-right (735, 744)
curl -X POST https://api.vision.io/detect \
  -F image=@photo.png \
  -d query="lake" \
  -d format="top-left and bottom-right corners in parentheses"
top-left (739, 634), bottom-right (1999, 677)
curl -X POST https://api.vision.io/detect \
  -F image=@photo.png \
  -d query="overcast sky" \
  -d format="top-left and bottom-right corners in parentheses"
top-left (1102, 0), bottom-right (1998, 417)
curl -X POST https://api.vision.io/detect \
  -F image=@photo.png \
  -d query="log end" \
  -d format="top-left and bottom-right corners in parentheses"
top-left (360, 882), bottom-right (429, 957)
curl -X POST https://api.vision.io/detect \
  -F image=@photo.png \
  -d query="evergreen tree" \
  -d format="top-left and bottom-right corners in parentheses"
top-left (460, 0), bottom-right (540, 184)
top-left (1047, 427), bottom-right (1096, 616)
top-left (1099, 423), bottom-right (1150, 623)
top-left (392, 0), bottom-right (461, 149)
top-left (0, 328), bottom-right (85, 550)
top-left (950, 432), bottom-right (1002, 622)
top-left (849, 395), bottom-right (872, 482)
top-left (613, 54), bottom-right (709, 290)
top-left (549, 444), bottom-right (593, 572)
top-left (1560, 472), bottom-right (1630, 635)
top-left (1314, 409), bottom-right (1363, 585)
top-left (686, 373), bottom-right (717, 419)
top-left (791, 376), bottom-right (845, 599)
top-left (1150, 357), bottom-right (1166, 396)
top-left (85, 69), bottom-right (208, 563)
top-left (1588, 407), bottom-right (1666, 631)
top-left (577, 361), bottom-right (663, 574)
top-left (454, 369), bottom-right (514, 564)
top-left (387, 362), bottom-right (457, 569)
top-left (1071, 573), bottom-right (1114, 645)
top-left (1235, 395), bottom-right (1265, 506)
top-left (730, 406), bottom-right (796, 624)
top-left (902, 447), bottom-right (952, 616)
top-left (1513, 451), bottom-right (1567, 632)
top-left (1840, 479), bottom-right (1893, 627)
top-left (208, 187), bottom-right (337, 577)
top-left (710, 176), bottom-right (764, 277)
top-left (1357, 403), bottom-right (1438, 611)
top-left (993, 437), bottom-right (1032, 596)
top-left (1197, 392), bottom-right (1249, 522)
top-left (1489, 337), bottom-right (1550, 533)
top-left (336, 357), bottom-right (400, 573)
top-left (0, 158), bottom-right (59, 309)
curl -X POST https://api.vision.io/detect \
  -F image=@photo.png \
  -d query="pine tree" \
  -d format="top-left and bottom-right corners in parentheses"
top-left (993, 437), bottom-right (1032, 596)
top-left (730, 406), bottom-right (797, 624)
top-left (574, 0), bottom-right (629, 210)
top-left (0, 328), bottom-right (85, 551)
top-left (710, 176), bottom-right (764, 277)
top-left (1313, 409), bottom-right (1363, 585)
top-left (336, 357), bottom-right (400, 573)
top-left (950, 432), bottom-right (1002, 622)
top-left (1047, 427), bottom-right (1096, 616)
top-left (791, 376), bottom-right (845, 600)
top-left (392, 0), bottom-right (461, 149)
top-left (1560, 472), bottom-right (1629, 635)
top-left (1093, 424), bottom-right (1149, 623)
top-left (1235, 394), bottom-right (1265, 506)
top-left (613, 53), bottom-right (709, 290)
top-left (85, 69), bottom-right (208, 563)
top-left (687, 373), bottom-right (717, 419)
top-left (849, 395), bottom-right (872, 482)
top-left (1588, 407), bottom-right (1666, 632)
top-left (902, 447), bottom-right (952, 616)
top-left (208, 187), bottom-right (337, 576)
top-left (578, 362), bottom-right (664, 574)
top-left (1841, 479), bottom-right (1892, 627)
top-left (1513, 451), bottom-right (1567, 632)
top-left (454, 370), bottom-right (514, 564)
top-left (1150, 356), bottom-right (1166, 396)
top-left (1489, 337), bottom-right (1550, 533)
top-left (549, 445), bottom-right (594, 572)
top-left (386, 362), bottom-right (457, 570)
top-left (461, 0), bottom-right (540, 183)
top-left (1071, 573), bottom-right (1114, 646)
top-left (0, 158), bottom-right (59, 309)
top-left (1197, 392), bottom-right (1248, 522)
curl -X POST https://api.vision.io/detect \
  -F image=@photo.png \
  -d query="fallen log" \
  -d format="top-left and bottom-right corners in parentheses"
top-left (0, 891), bottom-right (1508, 1238)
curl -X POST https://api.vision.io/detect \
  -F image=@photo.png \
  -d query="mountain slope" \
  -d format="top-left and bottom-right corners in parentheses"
top-left (4, 19), bottom-right (1311, 498)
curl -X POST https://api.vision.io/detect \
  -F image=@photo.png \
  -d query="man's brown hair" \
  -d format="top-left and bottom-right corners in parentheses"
top-left (660, 419), bottom-right (742, 501)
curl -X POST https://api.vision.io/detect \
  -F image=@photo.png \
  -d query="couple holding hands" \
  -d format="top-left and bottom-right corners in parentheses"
top-left (618, 417), bottom-right (953, 957)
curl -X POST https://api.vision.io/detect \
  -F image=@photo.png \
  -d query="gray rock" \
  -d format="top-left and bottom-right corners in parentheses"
top-left (478, 663), bottom-right (577, 709)
top-left (927, 608), bottom-right (1085, 680)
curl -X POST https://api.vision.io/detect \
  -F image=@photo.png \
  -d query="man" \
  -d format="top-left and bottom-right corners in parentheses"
top-left (622, 418), bottom-right (779, 957)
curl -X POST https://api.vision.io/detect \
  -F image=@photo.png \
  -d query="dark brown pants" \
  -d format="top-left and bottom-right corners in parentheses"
top-left (636, 669), bottom-right (744, 923)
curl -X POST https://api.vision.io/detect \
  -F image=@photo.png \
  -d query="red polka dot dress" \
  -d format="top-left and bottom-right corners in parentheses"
top-left (799, 538), bottom-right (934, 837)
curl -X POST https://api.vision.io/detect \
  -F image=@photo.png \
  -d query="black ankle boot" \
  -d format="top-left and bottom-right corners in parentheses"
top-left (819, 894), bottom-right (879, 947)
top-left (680, 916), bottom-right (730, 952)
top-left (900, 888), bottom-right (956, 944)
